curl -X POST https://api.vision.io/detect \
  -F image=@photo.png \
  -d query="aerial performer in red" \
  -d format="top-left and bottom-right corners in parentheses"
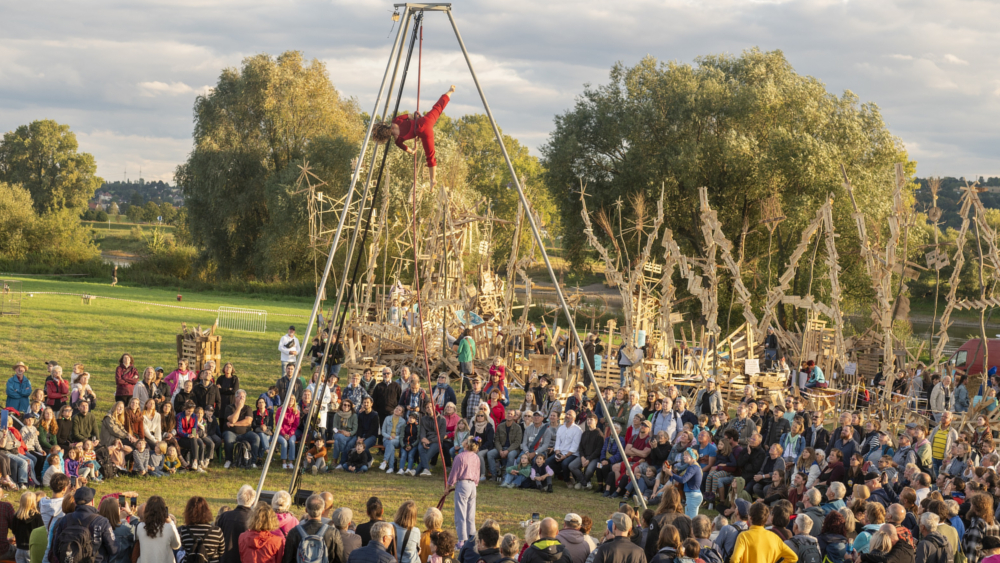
top-left (373, 85), bottom-right (455, 187)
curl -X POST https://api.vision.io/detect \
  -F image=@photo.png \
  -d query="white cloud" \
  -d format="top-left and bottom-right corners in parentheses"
top-left (1, 0), bottom-right (1000, 180)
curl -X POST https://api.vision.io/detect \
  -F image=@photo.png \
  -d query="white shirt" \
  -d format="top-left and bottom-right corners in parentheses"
top-left (554, 423), bottom-right (583, 456)
top-left (307, 382), bottom-right (334, 428)
top-left (915, 487), bottom-right (930, 505)
top-left (279, 334), bottom-right (300, 363)
top-left (136, 521), bottom-right (182, 563)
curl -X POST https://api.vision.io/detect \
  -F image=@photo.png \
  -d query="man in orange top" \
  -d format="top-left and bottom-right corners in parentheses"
top-left (390, 85), bottom-right (455, 187)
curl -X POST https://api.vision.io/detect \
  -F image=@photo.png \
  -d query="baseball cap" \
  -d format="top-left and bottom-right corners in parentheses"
top-left (533, 411), bottom-right (545, 417)
top-left (565, 513), bottom-right (583, 526)
top-left (611, 512), bottom-right (632, 532)
top-left (706, 377), bottom-right (715, 383)
top-left (734, 499), bottom-right (750, 519)
top-left (905, 422), bottom-right (918, 429)
top-left (289, 325), bottom-right (296, 331)
top-left (155, 366), bottom-right (164, 372)
top-left (641, 420), bottom-right (652, 427)
top-left (74, 487), bottom-right (96, 504)
top-left (863, 471), bottom-right (880, 482)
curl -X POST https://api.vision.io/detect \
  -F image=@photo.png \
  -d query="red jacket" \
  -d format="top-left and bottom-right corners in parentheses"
top-left (115, 365), bottom-right (139, 396)
top-left (239, 530), bottom-right (285, 563)
top-left (393, 94), bottom-right (449, 168)
top-left (45, 378), bottom-right (69, 406)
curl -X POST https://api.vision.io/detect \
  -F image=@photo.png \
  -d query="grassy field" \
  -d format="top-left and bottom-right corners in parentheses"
top-left (0, 276), bottom-right (626, 534)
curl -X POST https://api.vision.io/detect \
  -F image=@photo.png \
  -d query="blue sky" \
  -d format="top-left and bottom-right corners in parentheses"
top-left (1, 0), bottom-right (997, 183)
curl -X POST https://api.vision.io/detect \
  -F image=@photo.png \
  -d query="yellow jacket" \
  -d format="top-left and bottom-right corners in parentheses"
top-left (731, 525), bottom-right (799, 563)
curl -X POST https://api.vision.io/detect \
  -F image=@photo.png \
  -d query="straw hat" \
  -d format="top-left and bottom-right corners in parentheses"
top-left (11, 362), bottom-right (27, 371)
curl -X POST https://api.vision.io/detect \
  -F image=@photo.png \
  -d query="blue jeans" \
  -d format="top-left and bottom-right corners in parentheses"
top-left (342, 463), bottom-right (369, 473)
top-left (401, 447), bottom-right (418, 470)
top-left (503, 473), bottom-right (526, 487)
top-left (223, 431), bottom-right (262, 462)
top-left (619, 366), bottom-right (629, 387)
top-left (383, 438), bottom-right (400, 471)
top-left (933, 459), bottom-right (943, 477)
top-left (449, 445), bottom-right (463, 459)
top-left (418, 442), bottom-right (440, 472)
top-left (277, 434), bottom-right (297, 461)
top-left (6, 454), bottom-right (29, 485)
top-left (487, 449), bottom-right (520, 477)
top-left (255, 432), bottom-right (271, 456)
top-left (684, 490), bottom-right (703, 518)
top-left (331, 433), bottom-right (352, 463)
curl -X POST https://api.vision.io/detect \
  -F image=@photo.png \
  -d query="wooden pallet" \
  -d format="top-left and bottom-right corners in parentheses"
top-left (176, 334), bottom-right (221, 376)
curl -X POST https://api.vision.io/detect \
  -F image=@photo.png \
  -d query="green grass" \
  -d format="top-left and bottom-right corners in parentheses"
top-left (0, 276), bottom-right (626, 532)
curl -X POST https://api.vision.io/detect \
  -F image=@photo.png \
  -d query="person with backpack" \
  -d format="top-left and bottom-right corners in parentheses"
top-left (916, 513), bottom-right (953, 563)
top-left (784, 517), bottom-right (820, 563)
top-left (730, 502), bottom-right (798, 563)
top-left (392, 501), bottom-right (421, 563)
top-left (281, 494), bottom-right (344, 563)
top-left (178, 496), bottom-right (225, 563)
top-left (48, 487), bottom-right (119, 563)
top-left (815, 511), bottom-right (849, 563)
top-left (133, 495), bottom-right (181, 563)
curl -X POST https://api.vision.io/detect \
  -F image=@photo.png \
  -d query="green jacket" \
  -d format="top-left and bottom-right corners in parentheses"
top-left (507, 464), bottom-right (531, 477)
top-left (332, 412), bottom-right (358, 436)
top-left (457, 337), bottom-right (476, 362)
top-left (72, 411), bottom-right (99, 443)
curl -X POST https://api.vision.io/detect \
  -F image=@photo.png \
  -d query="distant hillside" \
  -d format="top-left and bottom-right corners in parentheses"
top-left (914, 176), bottom-right (1000, 229)
top-left (97, 179), bottom-right (182, 206)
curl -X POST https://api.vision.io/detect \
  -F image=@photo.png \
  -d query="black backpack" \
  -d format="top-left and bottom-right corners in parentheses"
top-left (330, 342), bottom-right (346, 366)
top-left (93, 446), bottom-right (115, 480)
top-left (56, 513), bottom-right (100, 563)
top-left (789, 537), bottom-right (822, 563)
top-left (181, 530), bottom-right (213, 563)
top-left (233, 441), bottom-right (253, 469)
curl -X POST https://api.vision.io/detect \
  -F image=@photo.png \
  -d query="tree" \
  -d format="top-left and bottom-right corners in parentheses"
top-left (108, 201), bottom-right (120, 215)
top-left (0, 120), bottom-right (103, 213)
top-left (543, 49), bottom-right (913, 321)
top-left (0, 182), bottom-right (99, 263)
top-left (96, 209), bottom-right (108, 222)
top-left (176, 51), bottom-right (363, 280)
top-left (126, 203), bottom-right (143, 223)
top-left (0, 182), bottom-right (37, 260)
top-left (159, 202), bottom-right (177, 224)
top-left (143, 201), bottom-right (161, 222)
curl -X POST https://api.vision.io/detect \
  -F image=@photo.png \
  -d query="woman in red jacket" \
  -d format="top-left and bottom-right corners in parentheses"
top-left (239, 503), bottom-right (285, 563)
top-left (382, 85), bottom-right (455, 189)
top-left (115, 354), bottom-right (139, 405)
top-left (44, 366), bottom-right (69, 410)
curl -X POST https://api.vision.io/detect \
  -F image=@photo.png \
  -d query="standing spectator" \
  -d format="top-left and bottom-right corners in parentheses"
top-left (916, 513), bottom-right (952, 563)
top-left (348, 521), bottom-right (395, 563)
top-left (71, 372), bottom-right (98, 412)
top-left (282, 494), bottom-right (343, 563)
top-left (448, 438), bottom-right (481, 544)
top-left (556, 513), bottom-right (590, 563)
top-left (355, 497), bottom-right (384, 547)
top-left (392, 501), bottom-right (421, 563)
top-left (279, 326), bottom-right (301, 373)
top-left (44, 366), bottom-right (69, 411)
top-left (334, 507), bottom-right (361, 561)
top-left (461, 379), bottom-right (485, 421)
top-left (193, 369), bottom-right (222, 414)
top-left (694, 378), bottom-right (723, 416)
top-left (51, 487), bottom-right (119, 563)
top-left (217, 363), bottom-right (240, 428)
top-left (223, 390), bottom-right (261, 469)
top-left (593, 513), bottom-right (644, 563)
top-left (432, 374), bottom-right (458, 414)
top-left (114, 354), bottom-right (139, 405)
top-left (219, 485), bottom-right (256, 563)
top-left (7, 362), bottom-right (31, 414)
top-left (344, 374), bottom-right (372, 411)
top-left (239, 503), bottom-right (286, 563)
top-left (132, 367), bottom-right (155, 408)
top-left (164, 360), bottom-right (195, 400)
top-left (456, 330), bottom-right (476, 382)
top-left (419, 508), bottom-right (443, 563)
top-left (11, 491), bottom-right (42, 563)
top-left (730, 502), bottom-right (798, 563)
top-left (373, 368), bottom-right (402, 422)
top-left (522, 518), bottom-right (570, 563)
top-left (276, 364), bottom-right (304, 406)
top-left (98, 495), bottom-right (136, 563)
top-left (179, 496), bottom-right (225, 563)
top-left (962, 494), bottom-right (1000, 563)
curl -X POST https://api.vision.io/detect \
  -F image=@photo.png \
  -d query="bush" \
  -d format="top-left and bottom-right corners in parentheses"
top-left (96, 210), bottom-right (108, 222)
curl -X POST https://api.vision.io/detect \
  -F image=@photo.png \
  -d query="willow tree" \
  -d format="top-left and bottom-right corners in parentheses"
top-left (543, 48), bottom-right (914, 329)
top-left (176, 51), bottom-right (363, 280)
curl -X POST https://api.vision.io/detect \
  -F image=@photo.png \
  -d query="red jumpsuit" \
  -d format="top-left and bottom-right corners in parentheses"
top-left (393, 94), bottom-right (450, 167)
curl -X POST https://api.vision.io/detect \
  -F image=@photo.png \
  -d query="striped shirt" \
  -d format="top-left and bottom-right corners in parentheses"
top-left (179, 523), bottom-right (225, 563)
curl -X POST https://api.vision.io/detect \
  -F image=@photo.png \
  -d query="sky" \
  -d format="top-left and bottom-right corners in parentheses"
top-left (1, 0), bottom-right (998, 184)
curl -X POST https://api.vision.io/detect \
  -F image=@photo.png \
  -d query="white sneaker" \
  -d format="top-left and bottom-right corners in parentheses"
top-left (408, 469), bottom-right (417, 476)
top-left (387, 467), bottom-right (394, 474)
top-left (574, 483), bottom-right (582, 490)
top-left (420, 469), bottom-right (432, 477)
top-left (224, 461), bottom-right (231, 469)
top-left (397, 469), bottom-right (405, 475)
top-left (197, 467), bottom-right (206, 473)
top-left (311, 466), bottom-right (318, 476)
top-left (379, 461), bottom-right (387, 471)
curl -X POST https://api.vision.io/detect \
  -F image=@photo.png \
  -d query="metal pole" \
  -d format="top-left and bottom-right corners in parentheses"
top-left (445, 9), bottom-right (646, 509)
top-left (254, 13), bottom-right (409, 503)
top-left (286, 12), bottom-right (415, 488)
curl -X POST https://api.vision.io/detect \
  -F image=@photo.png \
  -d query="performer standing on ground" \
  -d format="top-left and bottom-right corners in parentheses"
top-left (377, 85), bottom-right (456, 188)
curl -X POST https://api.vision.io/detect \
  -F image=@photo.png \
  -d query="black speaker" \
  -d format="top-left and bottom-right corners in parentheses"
top-left (294, 489), bottom-right (315, 506)
top-left (257, 491), bottom-right (276, 505)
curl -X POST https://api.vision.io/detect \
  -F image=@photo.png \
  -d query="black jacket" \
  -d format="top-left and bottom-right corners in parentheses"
top-left (283, 519), bottom-right (346, 563)
top-left (885, 537), bottom-right (915, 563)
top-left (579, 429), bottom-right (604, 460)
top-left (737, 445), bottom-right (766, 481)
top-left (765, 416), bottom-right (790, 447)
top-left (218, 505), bottom-right (251, 563)
top-left (276, 375), bottom-right (304, 404)
top-left (357, 411), bottom-right (380, 439)
top-left (520, 539), bottom-right (572, 563)
top-left (48, 505), bottom-right (117, 563)
top-left (193, 381), bottom-right (222, 413)
top-left (373, 381), bottom-right (402, 419)
top-left (915, 533), bottom-right (952, 563)
top-left (804, 426), bottom-right (830, 451)
top-left (477, 547), bottom-right (504, 563)
top-left (593, 537), bottom-right (646, 563)
top-left (217, 375), bottom-right (240, 423)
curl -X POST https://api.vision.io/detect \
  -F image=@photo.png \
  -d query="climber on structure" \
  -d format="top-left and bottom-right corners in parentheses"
top-left (373, 85), bottom-right (455, 187)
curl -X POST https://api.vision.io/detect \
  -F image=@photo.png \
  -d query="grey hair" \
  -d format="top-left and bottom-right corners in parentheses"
top-left (524, 521), bottom-right (541, 546)
top-left (372, 521), bottom-right (394, 542)
top-left (500, 534), bottom-right (519, 557)
top-left (920, 512), bottom-right (939, 532)
top-left (237, 485), bottom-right (256, 507)
top-left (271, 490), bottom-right (292, 513)
top-left (829, 482), bottom-right (846, 500)
top-left (305, 494), bottom-right (325, 519)
top-left (236, 389), bottom-right (247, 399)
top-left (332, 507), bottom-right (353, 530)
top-left (806, 488), bottom-right (822, 506)
top-left (944, 500), bottom-right (960, 517)
top-left (794, 515), bottom-right (813, 534)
